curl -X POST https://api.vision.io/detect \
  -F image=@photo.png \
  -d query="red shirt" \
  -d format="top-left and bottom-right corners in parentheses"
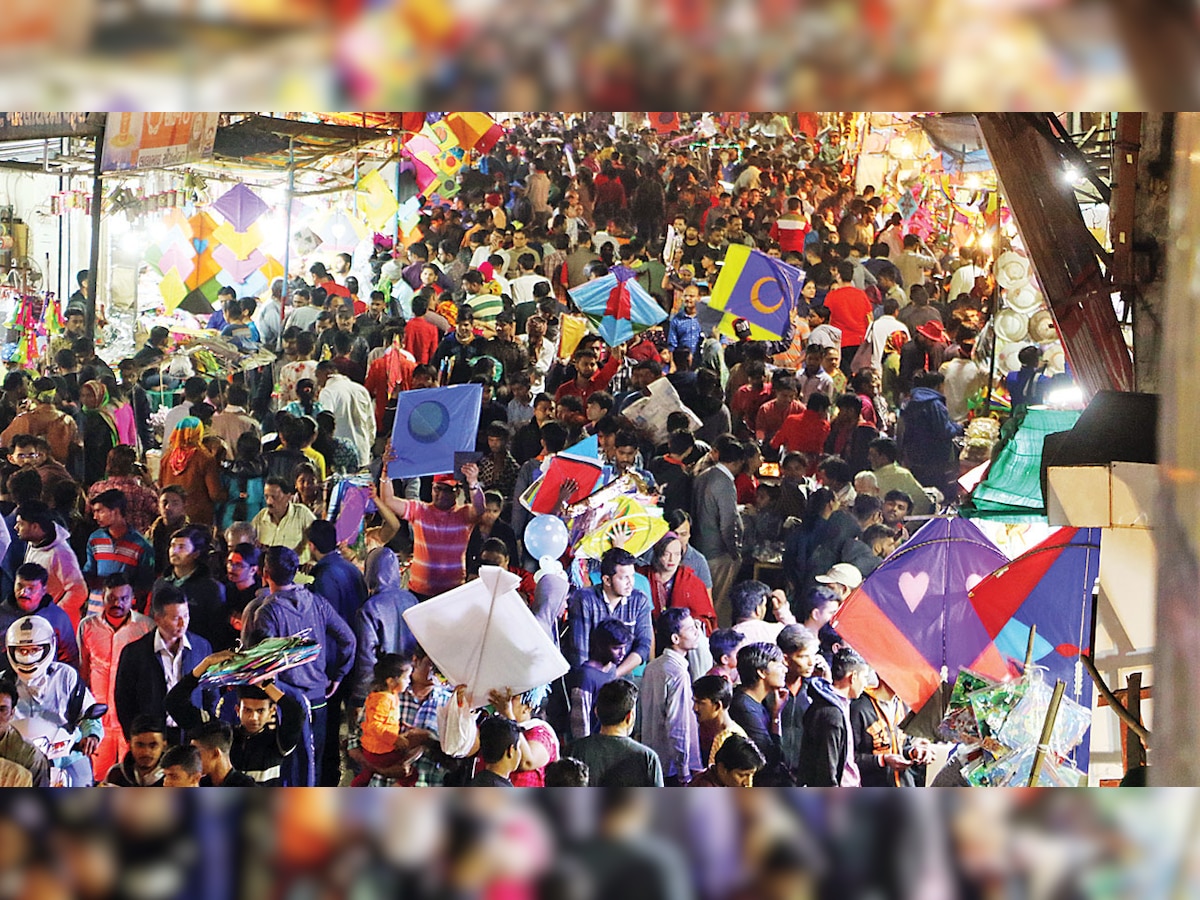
top-left (553, 354), bottom-right (620, 403)
top-left (823, 285), bottom-right (874, 347)
top-left (771, 409), bottom-right (831, 456)
top-left (731, 383), bottom-right (772, 434)
top-left (754, 398), bottom-right (804, 443)
top-left (404, 315), bottom-right (441, 365)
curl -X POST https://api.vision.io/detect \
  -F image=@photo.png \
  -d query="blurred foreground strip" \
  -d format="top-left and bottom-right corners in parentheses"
top-left (0, 788), bottom-right (1191, 899)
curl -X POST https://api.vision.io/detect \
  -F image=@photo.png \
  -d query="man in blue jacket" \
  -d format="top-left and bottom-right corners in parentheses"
top-left (307, 521), bottom-right (367, 622)
top-left (242, 546), bottom-right (355, 786)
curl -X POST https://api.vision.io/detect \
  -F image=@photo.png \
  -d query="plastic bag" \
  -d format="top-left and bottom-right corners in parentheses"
top-left (437, 690), bottom-right (479, 758)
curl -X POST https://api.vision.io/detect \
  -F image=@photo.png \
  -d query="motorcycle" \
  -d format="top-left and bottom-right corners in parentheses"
top-left (13, 703), bottom-right (107, 787)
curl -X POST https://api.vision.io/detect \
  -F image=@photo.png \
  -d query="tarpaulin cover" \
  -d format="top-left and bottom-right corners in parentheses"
top-left (963, 407), bottom-right (1081, 520)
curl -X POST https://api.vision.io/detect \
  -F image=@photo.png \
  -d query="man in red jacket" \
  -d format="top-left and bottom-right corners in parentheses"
top-left (554, 344), bottom-right (625, 404)
top-left (404, 292), bottom-right (442, 365)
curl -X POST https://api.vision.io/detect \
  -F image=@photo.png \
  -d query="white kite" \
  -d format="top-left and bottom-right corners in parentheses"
top-left (402, 566), bottom-right (570, 711)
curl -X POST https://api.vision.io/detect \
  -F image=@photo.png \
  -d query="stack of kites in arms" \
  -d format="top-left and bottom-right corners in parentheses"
top-left (198, 635), bottom-right (321, 688)
top-left (833, 519), bottom-right (1102, 785)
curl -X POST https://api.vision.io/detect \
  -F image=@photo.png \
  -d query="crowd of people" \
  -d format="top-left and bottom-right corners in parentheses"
top-left (0, 114), bottom-right (1008, 787)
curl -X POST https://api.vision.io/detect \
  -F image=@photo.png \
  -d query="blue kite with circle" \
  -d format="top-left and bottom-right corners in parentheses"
top-left (388, 383), bottom-right (483, 479)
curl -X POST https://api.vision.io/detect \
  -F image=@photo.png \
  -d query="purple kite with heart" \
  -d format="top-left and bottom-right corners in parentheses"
top-left (832, 516), bottom-right (1015, 715)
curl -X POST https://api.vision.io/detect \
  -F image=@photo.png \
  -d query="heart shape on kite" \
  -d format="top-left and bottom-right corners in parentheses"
top-left (965, 574), bottom-right (984, 592)
top-left (899, 571), bottom-right (930, 613)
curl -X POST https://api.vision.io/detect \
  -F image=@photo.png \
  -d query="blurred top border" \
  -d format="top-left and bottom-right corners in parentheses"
top-left (3, 2), bottom-right (1198, 108)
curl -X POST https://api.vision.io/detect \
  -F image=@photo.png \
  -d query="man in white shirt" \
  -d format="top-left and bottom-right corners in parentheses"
top-left (519, 314), bottom-right (557, 394)
top-left (508, 253), bottom-right (552, 305)
top-left (867, 297), bottom-right (911, 371)
top-left (893, 234), bottom-right (941, 291)
top-left (731, 582), bottom-right (798, 646)
top-left (315, 361), bottom-right (375, 467)
top-left (947, 248), bottom-right (988, 300)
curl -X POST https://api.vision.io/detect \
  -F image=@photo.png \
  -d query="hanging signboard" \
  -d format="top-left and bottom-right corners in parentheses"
top-left (0, 112), bottom-right (104, 141)
top-left (100, 113), bottom-right (219, 173)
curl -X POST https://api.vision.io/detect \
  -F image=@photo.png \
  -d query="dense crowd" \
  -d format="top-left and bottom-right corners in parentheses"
top-left (0, 114), bottom-right (1004, 787)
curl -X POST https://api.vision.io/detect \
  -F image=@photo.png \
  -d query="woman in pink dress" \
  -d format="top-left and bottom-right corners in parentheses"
top-left (486, 686), bottom-right (559, 788)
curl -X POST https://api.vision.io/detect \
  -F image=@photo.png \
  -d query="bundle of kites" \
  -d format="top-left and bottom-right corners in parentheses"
top-left (937, 664), bottom-right (1092, 787)
top-left (518, 435), bottom-right (668, 565)
top-left (2, 289), bottom-right (53, 367)
top-left (198, 634), bottom-right (321, 688)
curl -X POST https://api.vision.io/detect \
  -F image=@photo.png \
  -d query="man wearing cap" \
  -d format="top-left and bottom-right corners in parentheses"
top-left (814, 562), bottom-right (863, 602)
top-left (379, 450), bottom-right (484, 599)
top-left (484, 193), bottom-right (508, 230)
top-left (899, 318), bottom-right (951, 395)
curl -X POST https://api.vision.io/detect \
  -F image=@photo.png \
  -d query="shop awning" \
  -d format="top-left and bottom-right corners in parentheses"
top-left (915, 113), bottom-right (992, 172)
top-left (211, 115), bottom-right (394, 171)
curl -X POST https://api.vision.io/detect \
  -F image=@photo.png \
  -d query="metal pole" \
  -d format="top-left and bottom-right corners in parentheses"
top-left (86, 119), bottom-right (106, 338)
top-left (985, 183), bottom-right (1002, 411)
top-left (279, 136), bottom-right (295, 350)
top-left (395, 134), bottom-right (403, 249)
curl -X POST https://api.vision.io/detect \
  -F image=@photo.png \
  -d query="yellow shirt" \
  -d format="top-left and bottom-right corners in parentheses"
top-left (302, 447), bottom-right (327, 481)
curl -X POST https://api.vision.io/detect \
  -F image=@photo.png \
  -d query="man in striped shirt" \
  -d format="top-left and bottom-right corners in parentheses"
top-left (84, 489), bottom-right (156, 613)
top-left (379, 455), bottom-right (484, 599)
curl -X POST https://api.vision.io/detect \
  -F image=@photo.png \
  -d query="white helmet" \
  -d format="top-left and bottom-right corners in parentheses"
top-left (6, 616), bottom-right (55, 682)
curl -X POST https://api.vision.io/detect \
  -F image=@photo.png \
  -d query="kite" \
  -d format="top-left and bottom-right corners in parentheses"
top-left (387, 384), bottom-right (482, 479)
top-left (968, 526), bottom-right (1100, 764)
top-left (210, 182), bottom-right (268, 232)
top-left (832, 517), bottom-right (1014, 715)
top-left (403, 566), bottom-right (570, 710)
top-left (569, 265), bottom-right (667, 347)
top-left (708, 245), bottom-right (803, 341)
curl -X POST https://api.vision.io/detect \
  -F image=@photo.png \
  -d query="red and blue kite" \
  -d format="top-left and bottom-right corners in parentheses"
top-left (968, 526), bottom-right (1099, 685)
top-left (569, 265), bottom-right (667, 348)
top-left (832, 517), bottom-right (1015, 715)
top-left (968, 527), bottom-right (1100, 767)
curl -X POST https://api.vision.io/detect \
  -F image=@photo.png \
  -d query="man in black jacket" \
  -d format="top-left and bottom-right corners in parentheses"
top-left (113, 585), bottom-right (216, 746)
top-left (796, 647), bottom-right (871, 786)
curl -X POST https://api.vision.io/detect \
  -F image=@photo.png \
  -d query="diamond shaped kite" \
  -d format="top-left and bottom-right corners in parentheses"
top-left (315, 211), bottom-right (368, 253)
top-left (213, 245), bottom-right (268, 283)
top-left (216, 269), bottom-right (269, 297)
top-left (261, 255), bottom-right (285, 282)
top-left (186, 250), bottom-right (222, 291)
top-left (403, 565), bottom-right (570, 711)
top-left (832, 517), bottom-right (1014, 715)
top-left (569, 264), bottom-right (667, 347)
top-left (212, 222), bottom-right (263, 260)
top-left (211, 182), bottom-right (268, 232)
top-left (356, 168), bottom-right (399, 231)
top-left (158, 245), bottom-right (196, 283)
top-left (159, 269), bottom-right (187, 313)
